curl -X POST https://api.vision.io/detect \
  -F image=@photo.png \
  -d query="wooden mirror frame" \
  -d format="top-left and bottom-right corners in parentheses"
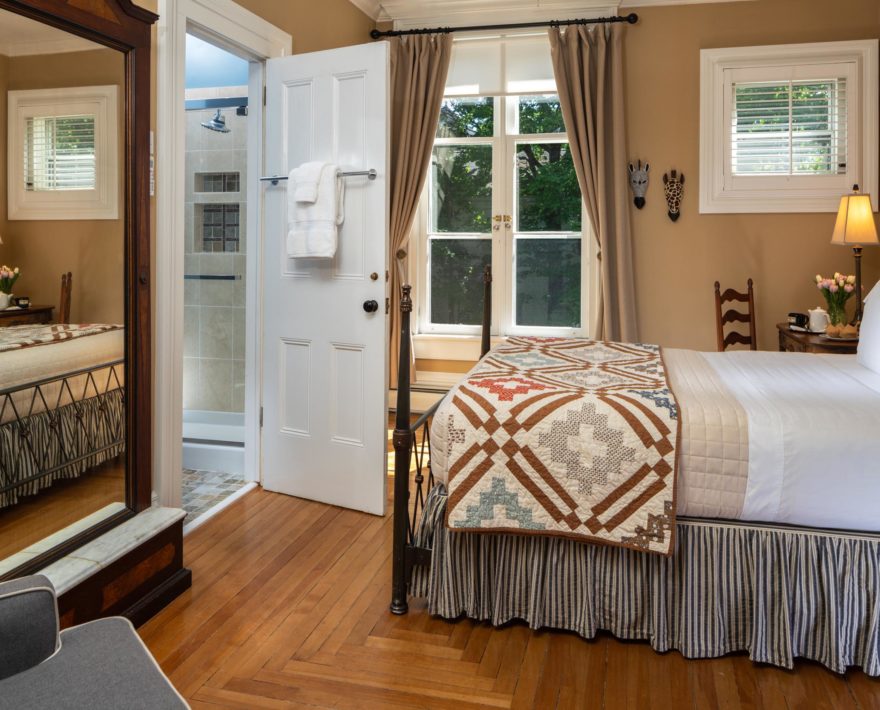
top-left (0, 0), bottom-right (156, 579)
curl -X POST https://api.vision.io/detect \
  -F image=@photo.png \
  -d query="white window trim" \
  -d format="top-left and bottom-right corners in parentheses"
top-left (699, 39), bottom-right (879, 213)
top-left (8, 85), bottom-right (119, 220)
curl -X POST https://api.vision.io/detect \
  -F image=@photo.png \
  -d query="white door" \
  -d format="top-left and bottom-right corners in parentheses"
top-left (261, 42), bottom-right (389, 515)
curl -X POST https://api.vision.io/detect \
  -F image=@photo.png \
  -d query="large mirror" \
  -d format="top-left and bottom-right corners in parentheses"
top-left (0, 0), bottom-right (153, 579)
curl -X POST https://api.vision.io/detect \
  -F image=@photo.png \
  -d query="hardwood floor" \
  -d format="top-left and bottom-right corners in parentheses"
top-left (139, 483), bottom-right (880, 709)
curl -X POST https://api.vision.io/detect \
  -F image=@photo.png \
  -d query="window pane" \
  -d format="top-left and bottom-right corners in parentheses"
top-left (517, 95), bottom-right (565, 134)
top-left (516, 142), bottom-right (581, 232)
top-left (430, 239), bottom-right (491, 325)
top-left (515, 238), bottom-right (580, 328)
top-left (731, 79), bottom-right (846, 176)
top-left (431, 145), bottom-right (493, 233)
top-left (25, 114), bottom-right (96, 191)
top-left (437, 97), bottom-right (494, 138)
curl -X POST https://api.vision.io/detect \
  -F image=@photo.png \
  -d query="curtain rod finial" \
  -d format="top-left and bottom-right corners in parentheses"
top-left (370, 29), bottom-right (382, 39)
top-left (626, 13), bottom-right (639, 24)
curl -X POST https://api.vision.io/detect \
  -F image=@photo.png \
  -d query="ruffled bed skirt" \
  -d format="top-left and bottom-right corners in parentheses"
top-left (0, 389), bottom-right (125, 509)
top-left (411, 484), bottom-right (880, 676)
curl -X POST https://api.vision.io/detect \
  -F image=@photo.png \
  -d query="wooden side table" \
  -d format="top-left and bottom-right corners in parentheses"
top-left (0, 305), bottom-right (54, 327)
top-left (776, 322), bottom-right (858, 355)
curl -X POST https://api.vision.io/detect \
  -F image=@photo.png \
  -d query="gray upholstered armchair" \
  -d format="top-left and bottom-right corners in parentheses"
top-left (0, 575), bottom-right (188, 710)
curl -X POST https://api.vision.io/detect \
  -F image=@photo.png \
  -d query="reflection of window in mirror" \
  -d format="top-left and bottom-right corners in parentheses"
top-left (8, 85), bottom-right (118, 220)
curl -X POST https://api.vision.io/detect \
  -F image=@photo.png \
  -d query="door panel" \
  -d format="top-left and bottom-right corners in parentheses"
top-left (262, 42), bottom-right (388, 515)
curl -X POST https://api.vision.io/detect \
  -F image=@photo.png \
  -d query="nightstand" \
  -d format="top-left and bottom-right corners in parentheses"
top-left (0, 305), bottom-right (54, 327)
top-left (776, 322), bottom-right (858, 354)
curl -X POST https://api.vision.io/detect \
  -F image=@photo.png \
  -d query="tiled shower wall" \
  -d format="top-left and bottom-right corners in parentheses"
top-left (183, 107), bottom-right (248, 413)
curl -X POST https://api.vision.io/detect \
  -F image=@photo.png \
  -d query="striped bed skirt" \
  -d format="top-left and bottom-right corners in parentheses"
top-left (0, 389), bottom-right (125, 509)
top-left (411, 484), bottom-right (880, 676)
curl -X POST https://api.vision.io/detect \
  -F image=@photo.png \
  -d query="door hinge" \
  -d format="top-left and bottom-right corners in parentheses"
top-left (263, 85), bottom-right (267, 106)
top-left (259, 406), bottom-right (264, 427)
top-left (385, 297), bottom-right (390, 315)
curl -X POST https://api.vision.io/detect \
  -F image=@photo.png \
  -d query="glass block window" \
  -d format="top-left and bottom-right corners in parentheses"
top-left (199, 203), bottom-right (240, 252)
top-left (195, 171), bottom-right (240, 193)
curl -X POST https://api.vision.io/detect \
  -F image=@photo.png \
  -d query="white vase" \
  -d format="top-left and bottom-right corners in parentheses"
top-left (0, 293), bottom-right (11, 310)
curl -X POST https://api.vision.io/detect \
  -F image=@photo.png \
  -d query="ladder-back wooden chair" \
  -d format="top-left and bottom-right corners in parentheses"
top-left (714, 279), bottom-right (756, 351)
top-left (58, 272), bottom-right (72, 324)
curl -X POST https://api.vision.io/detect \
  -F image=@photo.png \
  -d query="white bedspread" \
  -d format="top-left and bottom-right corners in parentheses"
top-left (431, 347), bottom-right (880, 532)
top-left (704, 351), bottom-right (880, 531)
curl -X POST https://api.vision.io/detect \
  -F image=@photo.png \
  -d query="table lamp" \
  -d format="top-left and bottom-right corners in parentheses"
top-left (831, 184), bottom-right (879, 323)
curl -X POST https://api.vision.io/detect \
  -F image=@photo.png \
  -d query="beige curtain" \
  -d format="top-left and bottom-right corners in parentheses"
top-left (387, 34), bottom-right (453, 384)
top-left (548, 24), bottom-right (638, 342)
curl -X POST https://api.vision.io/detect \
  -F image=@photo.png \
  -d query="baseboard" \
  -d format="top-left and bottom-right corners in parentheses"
top-left (125, 567), bottom-right (192, 628)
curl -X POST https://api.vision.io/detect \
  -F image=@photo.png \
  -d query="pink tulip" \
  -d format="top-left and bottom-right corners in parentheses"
top-left (845, 284), bottom-right (855, 293)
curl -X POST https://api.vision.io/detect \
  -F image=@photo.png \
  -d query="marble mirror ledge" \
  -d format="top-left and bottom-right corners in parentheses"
top-left (35, 507), bottom-right (186, 596)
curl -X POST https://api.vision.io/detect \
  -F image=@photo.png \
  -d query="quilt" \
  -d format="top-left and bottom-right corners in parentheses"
top-left (442, 337), bottom-right (680, 555)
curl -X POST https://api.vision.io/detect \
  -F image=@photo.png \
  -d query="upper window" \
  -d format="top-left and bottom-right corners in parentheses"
top-left (8, 85), bottom-right (118, 220)
top-left (415, 35), bottom-right (591, 338)
top-left (700, 40), bottom-right (878, 213)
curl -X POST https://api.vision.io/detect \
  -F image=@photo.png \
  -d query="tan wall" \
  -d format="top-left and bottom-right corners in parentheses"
top-left (622, 0), bottom-right (880, 351)
top-left (4, 48), bottom-right (125, 324)
top-left (232, 0), bottom-right (374, 54)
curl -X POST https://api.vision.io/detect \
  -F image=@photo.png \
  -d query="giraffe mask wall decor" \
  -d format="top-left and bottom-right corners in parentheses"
top-left (628, 160), bottom-right (649, 209)
top-left (662, 170), bottom-right (685, 222)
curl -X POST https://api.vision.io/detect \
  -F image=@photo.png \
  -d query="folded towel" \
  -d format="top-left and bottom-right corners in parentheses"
top-left (291, 161), bottom-right (326, 203)
top-left (286, 164), bottom-right (345, 259)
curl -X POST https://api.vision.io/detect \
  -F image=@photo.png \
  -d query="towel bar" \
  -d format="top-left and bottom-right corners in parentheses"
top-left (259, 169), bottom-right (377, 186)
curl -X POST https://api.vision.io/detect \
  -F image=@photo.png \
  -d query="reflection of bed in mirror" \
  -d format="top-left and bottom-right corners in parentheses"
top-left (0, 323), bottom-right (125, 517)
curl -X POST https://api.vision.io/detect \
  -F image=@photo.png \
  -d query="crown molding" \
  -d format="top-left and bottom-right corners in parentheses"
top-left (348, 0), bottom-right (383, 21)
top-left (361, 0), bottom-right (758, 28)
top-left (621, 0), bottom-right (753, 6)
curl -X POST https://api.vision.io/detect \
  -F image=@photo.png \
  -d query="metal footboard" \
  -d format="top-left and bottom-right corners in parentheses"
top-left (390, 267), bottom-right (491, 615)
top-left (0, 360), bottom-right (125, 506)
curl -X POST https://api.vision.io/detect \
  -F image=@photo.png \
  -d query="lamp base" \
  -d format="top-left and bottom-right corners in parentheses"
top-left (852, 246), bottom-right (863, 326)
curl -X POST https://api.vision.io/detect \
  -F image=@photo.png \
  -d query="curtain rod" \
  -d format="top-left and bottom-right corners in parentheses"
top-left (369, 13), bottom-right (638, 39)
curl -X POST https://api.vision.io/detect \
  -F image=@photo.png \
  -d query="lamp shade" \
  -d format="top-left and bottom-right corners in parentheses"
top-left (831, 186), bottom-right (879, 246)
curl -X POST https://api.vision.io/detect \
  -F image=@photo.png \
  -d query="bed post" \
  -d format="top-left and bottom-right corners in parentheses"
top-left (390, 284), bottom-right (413, 615)
top-left (481, 265), bottom-right (492, 358)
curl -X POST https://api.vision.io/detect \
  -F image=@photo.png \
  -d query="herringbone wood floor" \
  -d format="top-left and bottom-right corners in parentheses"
top-left (140, 483), bottom-right (880, 709)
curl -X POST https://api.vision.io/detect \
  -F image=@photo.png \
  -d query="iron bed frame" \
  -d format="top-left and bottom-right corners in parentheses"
top-left (0, 358), bottom-right (125, 508)
top-left (391, 267), bottom-right (492, 615)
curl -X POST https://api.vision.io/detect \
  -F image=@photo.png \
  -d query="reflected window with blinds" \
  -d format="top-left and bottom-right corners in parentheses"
top-left (25, 114), bottom-right (97, 191)
top-left (8, 85), bottom-right (118, 220)
top-left (731, 78), bottom-right (847, 177)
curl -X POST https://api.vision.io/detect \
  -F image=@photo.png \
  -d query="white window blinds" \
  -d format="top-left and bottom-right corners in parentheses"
top-left (24, 114), bottom-right (97, 191)
top-left (730, 78), bottom-right (847, 176)
top-left (445, 35), bottom-right (555, 96)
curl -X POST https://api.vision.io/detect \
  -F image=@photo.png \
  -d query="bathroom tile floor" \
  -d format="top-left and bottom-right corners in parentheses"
top-left (182, 468), bottom-right (248, 524)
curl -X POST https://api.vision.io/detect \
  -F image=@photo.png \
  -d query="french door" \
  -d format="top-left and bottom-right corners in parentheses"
top-left (420, 94), bottom-right (590, 338)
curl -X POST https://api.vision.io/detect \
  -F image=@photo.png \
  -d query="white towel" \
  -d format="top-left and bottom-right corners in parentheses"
top-left (286, 164), bottom-right (345, 259)
top-left (290, 161), bottom-right (326, 203)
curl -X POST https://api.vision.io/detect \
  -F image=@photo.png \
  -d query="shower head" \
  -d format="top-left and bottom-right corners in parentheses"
top-left (201, 109), bottom-right (230, 133)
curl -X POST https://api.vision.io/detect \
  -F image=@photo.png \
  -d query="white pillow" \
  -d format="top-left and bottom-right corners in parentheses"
top-left (857, 280), bottom-right (880, 373)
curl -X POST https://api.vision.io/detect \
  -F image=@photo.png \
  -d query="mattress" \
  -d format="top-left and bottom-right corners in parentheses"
top-left (431, 347), bottom-right (880, 532)
top-left (0, 328), bottom-right (124, 425)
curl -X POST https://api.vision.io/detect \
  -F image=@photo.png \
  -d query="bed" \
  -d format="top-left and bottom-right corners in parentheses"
top-left (0, 324), bottom-right (125, 509)
top-left (390, 269), bottom-right (880, 676)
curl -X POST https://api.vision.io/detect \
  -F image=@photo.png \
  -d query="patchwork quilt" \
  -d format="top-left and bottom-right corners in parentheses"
top-left (0, 323), bottom-right (122, 353)
top-left (441, 337), bottom-right (680, 555)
